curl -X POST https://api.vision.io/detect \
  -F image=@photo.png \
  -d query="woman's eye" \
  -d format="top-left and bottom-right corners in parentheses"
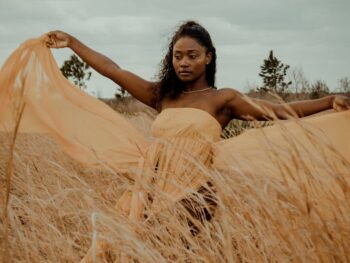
top-left (189, 55), bottom-right (197, 59)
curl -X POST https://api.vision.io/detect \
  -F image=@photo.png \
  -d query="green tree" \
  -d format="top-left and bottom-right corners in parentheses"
top-left (258, 50), bottom-right (292, 95)
top-left (60, 54), bottom-right (92, 89)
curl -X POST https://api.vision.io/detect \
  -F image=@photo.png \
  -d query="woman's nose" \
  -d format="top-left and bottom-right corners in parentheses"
top-left (179, 58), bottom-right (190, 67)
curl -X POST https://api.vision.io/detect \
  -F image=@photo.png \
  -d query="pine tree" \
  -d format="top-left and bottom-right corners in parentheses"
top-left (258, 50), bottom-right (291, 95)
top-left (60, 55), bottom-right (92, 89)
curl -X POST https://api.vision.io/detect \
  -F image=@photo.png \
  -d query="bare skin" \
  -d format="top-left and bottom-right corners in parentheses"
top-left (46, 31), bottom-right (350, 129)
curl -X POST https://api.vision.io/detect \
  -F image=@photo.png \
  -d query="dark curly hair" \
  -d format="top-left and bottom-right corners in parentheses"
top-left (156, 21), bottom-right (217, 105)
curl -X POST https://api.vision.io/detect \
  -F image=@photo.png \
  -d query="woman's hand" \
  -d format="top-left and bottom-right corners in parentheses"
top-left (46, 30), bottom-right (72, 48)
top-left (332, 95), bottom-right (350, 112)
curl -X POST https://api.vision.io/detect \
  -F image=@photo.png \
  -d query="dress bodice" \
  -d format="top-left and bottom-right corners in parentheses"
top-left (140, 108), bottom-right (222, 201)
top-left (150, 108), bottom-right (222, 142)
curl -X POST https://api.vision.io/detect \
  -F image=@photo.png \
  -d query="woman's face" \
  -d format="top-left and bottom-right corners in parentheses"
top-left (172, 37), bottom-right (212, 83)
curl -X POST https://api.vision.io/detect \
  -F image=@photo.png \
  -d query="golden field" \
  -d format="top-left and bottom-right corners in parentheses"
top-left (1, 98), bottom-right (349, 263)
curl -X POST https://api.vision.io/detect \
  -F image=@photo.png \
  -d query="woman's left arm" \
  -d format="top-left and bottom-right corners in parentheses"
top-left (278, 95), bottom-right (350, 117)
top-left (224, 89), bottom-right (350, 120)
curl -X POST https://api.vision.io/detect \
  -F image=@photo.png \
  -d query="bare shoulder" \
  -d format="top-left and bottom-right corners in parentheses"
top-left (216, 87), bottom-right (242, 104)
top-left (217, 87), bottom-right (240, 96)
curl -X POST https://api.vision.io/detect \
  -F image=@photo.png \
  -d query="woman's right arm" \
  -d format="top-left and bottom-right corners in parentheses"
top-left (46, 31), bottom-right (158, 108)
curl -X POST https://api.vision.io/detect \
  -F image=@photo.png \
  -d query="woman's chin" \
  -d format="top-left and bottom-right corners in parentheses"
top-left (178, 75), bottom-right (194, 82)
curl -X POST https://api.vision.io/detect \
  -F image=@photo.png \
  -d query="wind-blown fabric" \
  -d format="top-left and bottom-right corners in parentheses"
top-left (1, 36), bottom-right (349, 222)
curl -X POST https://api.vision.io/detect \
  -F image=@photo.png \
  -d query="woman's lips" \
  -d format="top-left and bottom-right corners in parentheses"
top-left (179, 71), bottom-right (192, 76)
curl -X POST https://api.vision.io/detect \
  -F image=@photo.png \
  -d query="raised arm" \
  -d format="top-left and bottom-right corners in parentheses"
top-left (223, 89), bottom-right (350, 121)
top-left (46, 31), bottom-right (158, 108)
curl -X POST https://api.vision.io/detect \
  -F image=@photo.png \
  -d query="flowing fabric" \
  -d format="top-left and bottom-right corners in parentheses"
top-left (1, 36), bottom-right (350, 230)
top-left (0, 36), bottom-right (148, 175)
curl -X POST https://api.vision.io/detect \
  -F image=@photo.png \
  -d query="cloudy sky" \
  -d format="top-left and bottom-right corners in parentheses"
top-left (1, 0), bottom-right (349, 98)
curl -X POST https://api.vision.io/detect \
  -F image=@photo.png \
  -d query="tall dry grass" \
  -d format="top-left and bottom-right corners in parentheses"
top-left (1, 105), bottom-right (349, 262)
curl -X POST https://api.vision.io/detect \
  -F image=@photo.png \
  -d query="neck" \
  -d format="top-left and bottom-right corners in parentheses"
top-left (183, 77), bottom-right (209, 92)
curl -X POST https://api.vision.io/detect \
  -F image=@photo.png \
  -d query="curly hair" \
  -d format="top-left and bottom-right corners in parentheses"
top-left (156, 21), bottom-right (217, 105)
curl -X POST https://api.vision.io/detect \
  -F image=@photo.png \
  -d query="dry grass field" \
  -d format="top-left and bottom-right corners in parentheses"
top-left (1, 97), bottom-right (349, 262)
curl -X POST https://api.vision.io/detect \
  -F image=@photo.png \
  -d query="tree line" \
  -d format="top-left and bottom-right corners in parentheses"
top-left (251, 50), bottom-right (349, 100)
top-left (60, 52), bottom-right (350, 99)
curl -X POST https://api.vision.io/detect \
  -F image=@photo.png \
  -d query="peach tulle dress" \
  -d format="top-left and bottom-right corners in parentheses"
top-left (1, 36), bottom-right (350, 222)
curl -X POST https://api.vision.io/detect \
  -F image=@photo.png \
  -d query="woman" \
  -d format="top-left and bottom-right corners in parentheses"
top-left (46, 20), bottom-right (349, 218)
top-left (1, 21), bottom-right (349, 262)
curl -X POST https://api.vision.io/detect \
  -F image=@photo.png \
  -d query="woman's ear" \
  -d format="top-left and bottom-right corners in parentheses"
top-left (206, 52), bottom-right (212, 65)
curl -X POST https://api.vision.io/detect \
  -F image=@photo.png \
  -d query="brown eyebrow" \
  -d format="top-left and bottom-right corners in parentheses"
top-left (173, 50), bottom-right (199, 53)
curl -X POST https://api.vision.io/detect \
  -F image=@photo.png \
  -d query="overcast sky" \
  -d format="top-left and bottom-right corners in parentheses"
top-left (1, 0), bottom-right (349, 98)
